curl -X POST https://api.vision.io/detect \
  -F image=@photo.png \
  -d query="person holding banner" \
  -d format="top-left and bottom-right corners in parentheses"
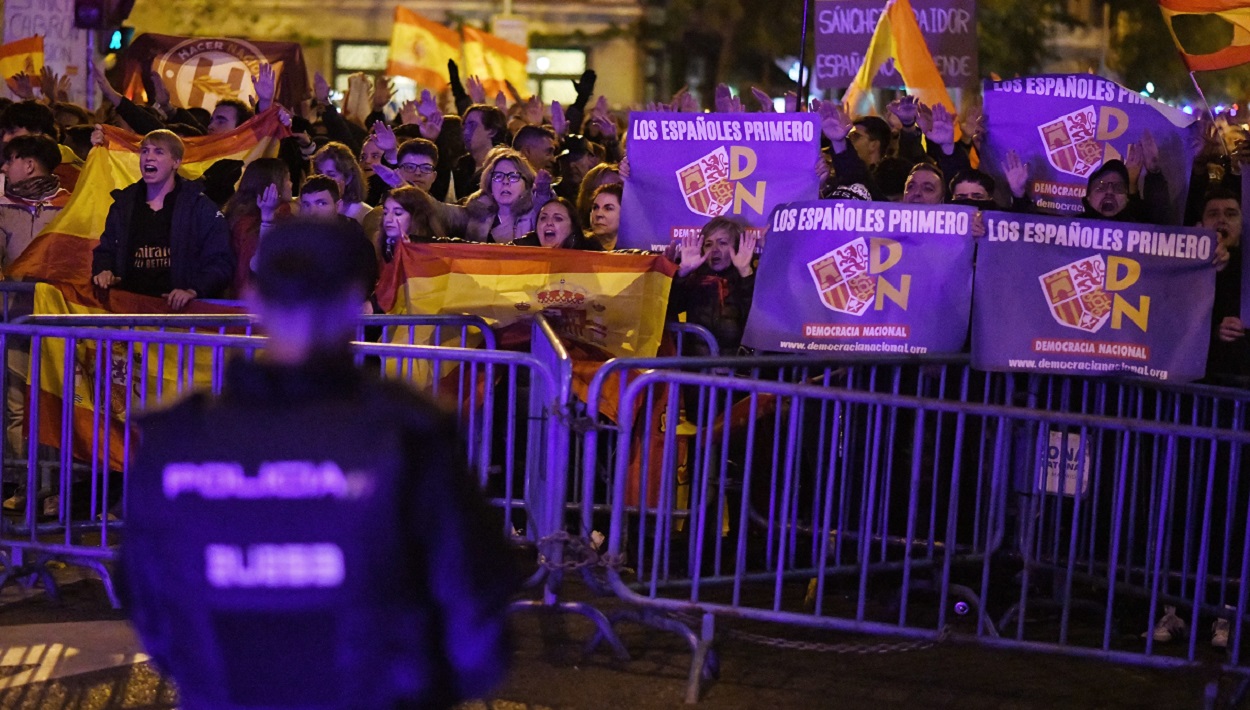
top-left (513, 197), bottom-right (584, 249)
top-left (90, 130), bottom-right (233, 310)
top-left (669, 216), bottom-right (758, 356)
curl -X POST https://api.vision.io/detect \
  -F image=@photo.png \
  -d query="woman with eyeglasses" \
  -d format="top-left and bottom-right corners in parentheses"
top-left (431, 146), bottom-right (552, 243)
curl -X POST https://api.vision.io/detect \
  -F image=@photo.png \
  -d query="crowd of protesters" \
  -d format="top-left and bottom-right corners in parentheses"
top-left (0, 57), bottom-right (1244, 386)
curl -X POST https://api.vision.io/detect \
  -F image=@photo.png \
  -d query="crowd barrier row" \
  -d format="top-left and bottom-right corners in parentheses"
top-left (3, 306), bottom-right (1250, 705)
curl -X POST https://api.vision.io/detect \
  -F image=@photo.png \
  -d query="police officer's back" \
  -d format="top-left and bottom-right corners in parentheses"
top-left (119, 218), bottom-right (514, 709)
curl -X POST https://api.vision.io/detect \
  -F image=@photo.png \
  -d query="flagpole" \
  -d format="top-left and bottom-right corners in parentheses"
top-left (798, 0), bottom-right (812, 108)
top-left (1189, 70), bottom-right (1232, 160)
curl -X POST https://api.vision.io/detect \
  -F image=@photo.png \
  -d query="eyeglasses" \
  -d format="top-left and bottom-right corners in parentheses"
top-left (1091, 180), bottom-right (1128, 195)
top-left (398, 163), bottom-right (436, 175)
top-left (491, 171), bottom-right (524, 184)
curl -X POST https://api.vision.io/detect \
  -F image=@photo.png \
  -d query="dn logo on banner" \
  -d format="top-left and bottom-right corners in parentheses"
top-left (1037, 105), bottom-right (1129, 179)
top-left (807, 238), bottom-right (909, 315)
top-left (676, 147), bottom-right (766, 218)
top-left (1039, 255), bottom-right (1148, 332)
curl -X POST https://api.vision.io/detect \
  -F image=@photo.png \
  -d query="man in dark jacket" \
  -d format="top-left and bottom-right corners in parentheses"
top-left (119, 217), bottom-right (515, 709)
top-left (91, 129), bottom-right (233, 309)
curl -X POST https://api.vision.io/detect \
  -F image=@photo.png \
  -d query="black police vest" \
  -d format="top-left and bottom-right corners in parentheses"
top-left (121, 369), bottom-right (459, 709)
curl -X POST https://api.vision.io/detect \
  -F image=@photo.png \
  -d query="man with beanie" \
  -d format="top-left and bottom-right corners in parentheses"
top-left (119, 217), bottom-right (515, 709)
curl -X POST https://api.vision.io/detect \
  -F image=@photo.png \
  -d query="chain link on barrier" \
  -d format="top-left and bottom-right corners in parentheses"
top-left (537, 530), bottom-right (605, 571)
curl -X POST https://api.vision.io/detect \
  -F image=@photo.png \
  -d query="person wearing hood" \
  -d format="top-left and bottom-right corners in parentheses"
top-left (1080, 130), bottom-right (1170, 225)
top-left (91, 129), bottom-right (233, 310)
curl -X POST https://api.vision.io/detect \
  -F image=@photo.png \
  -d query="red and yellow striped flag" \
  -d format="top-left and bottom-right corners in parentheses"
top-left (378, 242), bottom-right (674, 359)
top-left (0, 35), bottom-right (43, 82)
top-left (386, 6), bottom-right (462, 88)
top-left (7, 107), bottom-right (289, 286)
top-left (843, 0), bottom-right (955, 115)
top-left (461, 26), bottom-right (528, 96)
top-left (1159, 0), bottom-right (1250, 71)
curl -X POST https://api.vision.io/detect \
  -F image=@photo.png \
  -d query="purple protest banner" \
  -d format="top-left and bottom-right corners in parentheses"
top-left (814, 0), bottom-right (978, 90)
top-left (973, 211), bottom-right (1216, 382)
top-left (619, 112), bottom-right (820, 252)
top-left (981, 74), bottom-right (1198, 224)
top-left (742, 200), bottom-right (975, 354)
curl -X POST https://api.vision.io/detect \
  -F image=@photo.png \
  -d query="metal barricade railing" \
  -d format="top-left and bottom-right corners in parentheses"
top-left (584, 363), bottom-right (1250, 702)
top-left (17, 313), bottom-right (498, 350)
top-left (0, 317), bottom-right (557, 609)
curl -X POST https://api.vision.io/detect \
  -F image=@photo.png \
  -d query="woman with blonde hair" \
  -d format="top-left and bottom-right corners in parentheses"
top-left (433, 146), bottom-right (551, 243)
top-left (312, 141), bottom-right (371, 223)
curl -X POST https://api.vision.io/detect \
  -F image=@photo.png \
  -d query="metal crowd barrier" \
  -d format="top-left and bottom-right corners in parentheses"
top-left (0, 316), bottom-right (562, 613)
top-left (574, 357), bottom-right (1250, 704)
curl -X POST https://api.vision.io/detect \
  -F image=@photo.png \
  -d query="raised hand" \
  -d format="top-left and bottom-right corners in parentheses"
top-left (7, 71), bottom-right (34, 101)
top-left (373, 162), bottom-right (405, 188)
top-left (254, 63), bottom-right (276, 111)
top-left (783, 91), bottom-right (798, 114)
top-left (90, 62), bottom-right (122, 106)
top-left (814, 98), bottom-right (851, 146)
top-left (714, 83), bottom-right (741, 113)
top-left (466, 75), bottom-right (486, 104)
top-left (520, 94), bottom-right (543, 126)
top-left (371, 120), bottom-right (397, 152)
top-left (533, 168), bottom-right (554, 204)
top-left (493, 90), bottom-right (507, 111)
top-left (926, 103), bottom-right (956, 149)
top-left (1001, 149), bottom-right (1030, 198)
top-left (419, 109), bottom-right (443, 140)
top-left (149, 69), bottom-right (172, 109)
top-left (551, 100), bottom-right (567, 135)
top-left (731, 232), bottom-right (758, 276)
top-left (677, 233), bottom-right (708, 276)
top-left (1139, 128), bottom-right (1160, 173)
top-left (257, 183), bottom-right (282, 222)
top-left (399, 99), bottom-right (420, 125)
top-left (750, 87), bottom-right (776, 113)
top-left (589, 95), bottom-right (616, 138)
top-left (371, 75), bottom-right (394, 111)
top-left (313, 71), bottom-right (330, 104)
top-left (572, 69), bottom-right (596, 103)
top-left (887, 95), bottom-right (920, 128)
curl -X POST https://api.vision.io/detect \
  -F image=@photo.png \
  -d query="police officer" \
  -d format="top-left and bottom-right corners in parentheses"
top-left (119, 217), bottom-right (514, 709)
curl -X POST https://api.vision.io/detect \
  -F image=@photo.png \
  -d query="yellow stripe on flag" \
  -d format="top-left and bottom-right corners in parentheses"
top-left (30, 283), bottom-right (243, 469)
top-left (387, 7), bottom-right (461, 88)
top-left (0, 36), bottom-right (43, 81)
top-left (843, 0), bottom-right (955, 116)
top-left (1159, 1), bottom-right (1250, 71)
top-left (379, 242), bottom-right (674, 359)
top-left (461, 26), bottom-right (527, 96)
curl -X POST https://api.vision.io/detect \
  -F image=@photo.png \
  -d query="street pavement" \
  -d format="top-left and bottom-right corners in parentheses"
top-left (0, 567), bottom-right (1239, 709)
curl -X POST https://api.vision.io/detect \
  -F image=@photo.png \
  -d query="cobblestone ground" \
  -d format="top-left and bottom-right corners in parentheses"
top-left (0, 568), bottom-right (1242, 709)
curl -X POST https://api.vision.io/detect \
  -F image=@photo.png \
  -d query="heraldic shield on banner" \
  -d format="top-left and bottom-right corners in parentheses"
top-left (807, 238), bottom-right (874, 315)
top-left (1037, 106), bottom-right (1104, 178)
top-left (1038, 255), bottom-right (1113, 332)
top-left (676, 147), bottom-right (735, 218)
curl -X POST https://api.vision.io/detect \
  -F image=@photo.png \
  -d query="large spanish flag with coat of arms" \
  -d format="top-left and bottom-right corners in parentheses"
top-left (377, 241), bottom-right (675, 359)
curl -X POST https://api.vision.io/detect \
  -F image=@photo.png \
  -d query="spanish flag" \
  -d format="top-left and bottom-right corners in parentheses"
top-left (1160, 0), bottom-right (1250, 71)
top-left (30, 284), bottom-right (244, 471)
top-left (386, 6), bottom-right (462, 89)
top-left (0, 35), bottom-right (43, 83)
top-left (843, 0), bottom-right (955, 115)
top-left (6, 107), bottom-right (289, 286)
top-left (377, 242), bottom-right (674, 359)
top-left (461, 25), bottom-right (528, 97)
